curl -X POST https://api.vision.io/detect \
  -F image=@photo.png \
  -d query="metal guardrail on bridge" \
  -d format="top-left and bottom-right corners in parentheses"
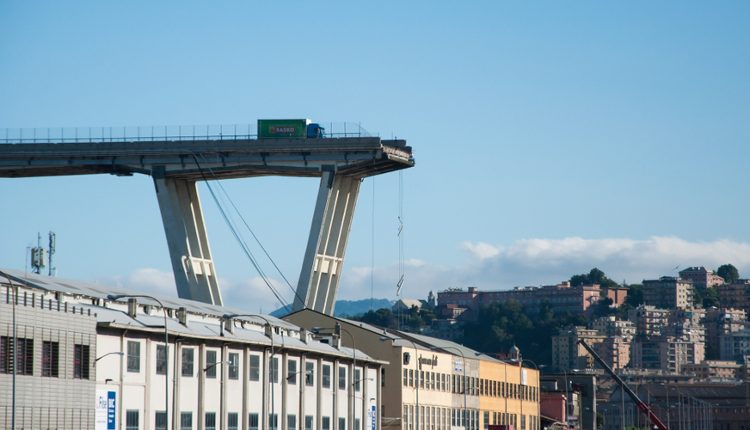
top-left (0, 122), bottom-right (374, 144)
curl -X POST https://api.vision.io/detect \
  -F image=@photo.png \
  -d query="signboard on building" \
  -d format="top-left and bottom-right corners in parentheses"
top-left (369, 404), bottom-right (376, 430)
top-left (95, 389), bottom-right (117, 430)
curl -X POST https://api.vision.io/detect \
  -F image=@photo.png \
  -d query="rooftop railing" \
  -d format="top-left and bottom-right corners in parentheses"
top-left (0, 122), bottom-right (374, 144)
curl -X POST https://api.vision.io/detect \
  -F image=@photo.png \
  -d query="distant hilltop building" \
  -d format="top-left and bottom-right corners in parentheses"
top-left (391, 298), bottom-right (424, 313)
top-left (437, 281), bottom-right (625, 318)
top-left (717, 279), bottom-right (750, 311)
top-left (678, 266), bottom-right (725, 290)
top-left (642, 276), bottom-right (694, 309)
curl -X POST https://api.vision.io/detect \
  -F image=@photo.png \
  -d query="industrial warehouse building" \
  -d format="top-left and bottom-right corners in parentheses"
top-left (284, 309), bottom-right (541, 430)
top-left (0, 270), bottom-right (383, 430)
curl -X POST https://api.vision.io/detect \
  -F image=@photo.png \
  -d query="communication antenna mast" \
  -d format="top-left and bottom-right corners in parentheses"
top-left (30, 232), bottom-right (46, 275)
top-left (48, 231), bottom-right (56, 276)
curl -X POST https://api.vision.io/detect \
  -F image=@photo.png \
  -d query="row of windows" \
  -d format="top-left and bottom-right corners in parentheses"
top-left (400, 369), bottom-right (537, 401)
top-left (402, 407), bottom-right (538, 430)
top-left (127, 342), bottom-right (362, 391)
top-left (0, 336), bottom-right (91, 379)
top-left (123, 410), bottom-right (355, 430)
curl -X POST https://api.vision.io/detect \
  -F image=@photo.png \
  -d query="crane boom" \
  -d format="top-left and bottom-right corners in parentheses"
top-left (576, 339), bottom-right (669, 430)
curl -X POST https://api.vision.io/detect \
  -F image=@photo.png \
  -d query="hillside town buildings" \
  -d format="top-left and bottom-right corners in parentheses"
top-left (437, 282), bottom-right (612, 319)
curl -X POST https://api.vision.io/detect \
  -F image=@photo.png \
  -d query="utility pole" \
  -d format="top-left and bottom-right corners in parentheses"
top-left (48, 231), bottom-right (56, 276)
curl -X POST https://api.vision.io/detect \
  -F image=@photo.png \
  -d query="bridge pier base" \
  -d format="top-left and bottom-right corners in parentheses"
top-left (153, 169), bottom-right (223, 305)
top-left (293, 168), bottom-right (361, 314)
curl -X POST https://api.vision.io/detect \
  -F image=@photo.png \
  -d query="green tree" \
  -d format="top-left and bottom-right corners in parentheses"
top-left (717, 264), bottom-right (740, 284)
top-left (625, 284), bottom-right (644, 307)
top-left (570, 268), bottom-right (620, 289)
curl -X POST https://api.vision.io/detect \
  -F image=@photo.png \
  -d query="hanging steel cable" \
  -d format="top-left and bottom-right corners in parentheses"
top-left (190, 154), bottom-right (293, 312)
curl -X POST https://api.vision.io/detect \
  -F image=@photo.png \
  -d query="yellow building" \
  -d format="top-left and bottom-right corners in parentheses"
top-left (478, 358), bottom-right (540, 430)
top-left (284, 309), bottom-right (540, 430)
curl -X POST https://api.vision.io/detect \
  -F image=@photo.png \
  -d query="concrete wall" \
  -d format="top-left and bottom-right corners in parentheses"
top-left (1, 285), bottom-right (98, 429)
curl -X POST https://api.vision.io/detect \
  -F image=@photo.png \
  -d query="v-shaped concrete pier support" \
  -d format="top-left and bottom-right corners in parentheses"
top-left (293, 168), bottom-right (361, 314)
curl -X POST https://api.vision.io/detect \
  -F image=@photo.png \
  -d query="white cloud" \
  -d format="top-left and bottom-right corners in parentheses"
top-left (461, 241), bottom-right (500, 260)
top-left (101, 236), bottom-right (750, 314)
top-left (341, 236), bottom-right (750, 303)
top-left (104, 267), bottom-right (176, 296)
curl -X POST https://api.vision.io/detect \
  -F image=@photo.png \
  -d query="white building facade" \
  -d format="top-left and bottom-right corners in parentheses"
top-left (1, 270), bottom-right (383, 430)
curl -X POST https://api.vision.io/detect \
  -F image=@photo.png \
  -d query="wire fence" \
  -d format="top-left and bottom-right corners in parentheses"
top-left (0, 122), bottom-right (375, 144)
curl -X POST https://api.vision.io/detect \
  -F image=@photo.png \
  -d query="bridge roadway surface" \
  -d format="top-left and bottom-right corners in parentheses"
top-left (0, 137), bottom-right (414, 179)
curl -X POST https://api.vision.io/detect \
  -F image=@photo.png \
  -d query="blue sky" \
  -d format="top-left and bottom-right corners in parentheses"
top-left (2, 1), bottom-right (749, 312)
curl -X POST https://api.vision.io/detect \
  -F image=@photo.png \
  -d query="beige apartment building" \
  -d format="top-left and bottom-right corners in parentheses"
top-left (551, 327), bottom-right (604, 370)
top-left (284, 309), bottom-right (540, 430)
top-left (629, 305), bottom-right (670, 337)
top-left (705, 308), bottom-right (747, 359)
top-left (642, 277), bottom-right (694, 309)
top-left (718, 280), bottom-right (750, 311)
top-left (682, 360), bottom-right (740, 380)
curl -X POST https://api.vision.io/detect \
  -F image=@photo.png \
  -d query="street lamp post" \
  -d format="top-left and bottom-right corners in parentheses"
top-left (108, 294), bottom-right (170, 430)
top-left (380, 335), bottom-right (419, 430)
top-left (95, 351), bottom-right (125, 362)
top-left (431, 345), bottom-right (467, 429)
top-left (223, 314), bottom-right (276, 430)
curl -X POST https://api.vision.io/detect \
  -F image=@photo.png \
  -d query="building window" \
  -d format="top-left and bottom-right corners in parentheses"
top-left (305, 415), bottom-right (314, 430)
top-left (155, 411), bottom-right (168, 430)
top-left (288, 359), bottom-right (297, 385)
top-left (270, 356), bottom-right (279, 383)
top-left (0, 336), bottom-right (8, 373)
top-left (338, 365), bottom-right (347, 390)
top-left (322, 364), bottom-right (331, 388)
top-left (249, 354), bottom-right (260, 381)
top-left (180, 411), bottom-right (193, 430)
top-left (322, 417), bottom-right (331, 430)
top-left (305, 362), bottom-right (315, 386)
top-left (42, 341), bottom-right (59, 377)
top-left (73, 344), bottom-right (90, 379)
top-left (269, 413), bottom-right (279, 430)
top-left (288, 414), bottom-right (297, 430)
top-left (126, 409), bottom-right (140, 430)
top-left (354, 418), bottom-right (360, 430)
top-left (156, 345), bottom-right (168, 375)
top-left (354, 368), bottom-right (361, 392)
top-left (338, 417), bottom-right (346, 430)
top-left (228, 352), bottom-right (239, 379)
top-left (248, 413), bottom-right (260, 430)
top-left (206, 350), bottom-right (217, 378)
top-left (182, 348), bottom-right (194, 377)
top-left (228, 412), bottom-right (239, 430)
top-left (127, 341), bottom-right (141, 373)
top-left (0, 337), bottom-right (33, 375)
top-left (205, 412), bottom-right (216, 430)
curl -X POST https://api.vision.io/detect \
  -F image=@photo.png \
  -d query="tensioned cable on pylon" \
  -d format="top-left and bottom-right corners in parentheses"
top-left (396, 170), bottom-right (405, 329)
top-left (190, 154), bottom-right (292, 312)
top-left (370, 177), bottom-right (375, 311)
top-left (192, 152), bottom-right (307, 307)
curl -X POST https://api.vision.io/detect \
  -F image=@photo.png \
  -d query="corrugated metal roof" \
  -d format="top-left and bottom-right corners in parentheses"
top-left (394, 330), bottom-right (500, 362)
top-left (1, 268), bottom-right (382, 364)
top-left (293, 309), bottom-right (495, 360)
top-left (1, 267), bottom-right (296, 329)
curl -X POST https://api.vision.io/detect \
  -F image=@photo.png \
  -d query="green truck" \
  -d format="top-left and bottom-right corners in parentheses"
top-left (257, 119), bottom-right (325, 139)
